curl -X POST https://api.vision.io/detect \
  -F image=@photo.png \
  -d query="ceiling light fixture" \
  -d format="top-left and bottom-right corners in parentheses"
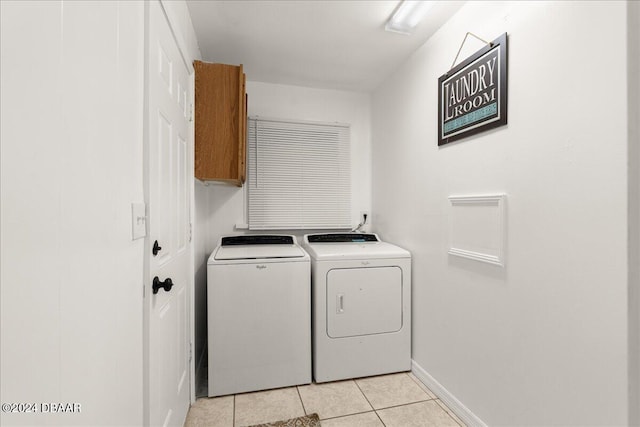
top-left (385, 0), bottom-right (434, 35)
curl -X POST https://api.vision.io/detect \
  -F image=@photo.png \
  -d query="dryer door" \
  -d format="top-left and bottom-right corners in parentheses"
top-left (326, 266), bottom-right (402, 338)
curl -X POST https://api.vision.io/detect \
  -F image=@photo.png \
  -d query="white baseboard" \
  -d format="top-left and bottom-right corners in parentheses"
top-left (411, 360), bottom-right (487, 427)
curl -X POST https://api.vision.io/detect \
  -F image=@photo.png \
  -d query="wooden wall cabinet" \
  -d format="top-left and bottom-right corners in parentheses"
top-left (194, 61), bottom-right (246, 186)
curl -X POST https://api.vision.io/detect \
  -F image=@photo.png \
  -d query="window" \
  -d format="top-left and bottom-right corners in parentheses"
top-left (247, 117), bottom-right (351, 230)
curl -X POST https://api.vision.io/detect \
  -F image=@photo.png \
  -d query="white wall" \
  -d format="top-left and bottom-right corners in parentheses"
top-left (371, 1), bottom-right (632, 425)
top-left (628, 1), bottom-right (640, 424)
top-left (194, 180), bottom-right (211, 382)
top-left (161, 0), bottom-right (201, 67)
top-left (1, 1), bottom-right (145, 425)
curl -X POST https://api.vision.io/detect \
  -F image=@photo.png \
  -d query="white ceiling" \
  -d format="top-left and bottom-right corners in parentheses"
top-left (186, 1), bottom-right (465, 93)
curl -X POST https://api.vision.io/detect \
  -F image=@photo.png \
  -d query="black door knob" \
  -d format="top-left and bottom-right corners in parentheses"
top-left (152, 276), bottom-right (173, 294)
top-left (152, 240), bottom-right (162, 256)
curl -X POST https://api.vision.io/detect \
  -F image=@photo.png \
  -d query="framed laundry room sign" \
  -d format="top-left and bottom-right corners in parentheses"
top-left (438, 32), bottom-right (508, 146)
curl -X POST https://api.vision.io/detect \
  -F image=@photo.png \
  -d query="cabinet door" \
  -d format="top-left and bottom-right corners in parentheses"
top-left (194, 61), bottom-right (246, 185)
top-left (238, 69), bottom-right (246, 184)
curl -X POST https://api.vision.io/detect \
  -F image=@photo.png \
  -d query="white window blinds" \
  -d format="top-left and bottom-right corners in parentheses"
top-left (247, 117), bottom-right (351, 230)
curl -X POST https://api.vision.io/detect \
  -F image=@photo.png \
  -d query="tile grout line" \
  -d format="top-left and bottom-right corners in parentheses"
top-left (375, 398), bottom-right (435, 412)
top-left (353, 378), bottom-right (387, 426)
top-left (406, 371), bottom-right (436, 399)
top-left (295, 385), bottom-right (309, 416)
top-left (373, 409), bottom-right (388, 427)
top-left (353, 378), bottom-right (376, 412)
top-left (373, 399), bottom-right (463, 427)
top-left (404, 372), bottom-right (465, 426)
top-left (232, 394), bottom-right (236, 427)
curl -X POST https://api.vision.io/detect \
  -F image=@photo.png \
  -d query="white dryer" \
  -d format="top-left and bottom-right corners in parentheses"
top-left (207, 235), bottom-right (311, 397)
top-left (303, 233), bottom-right (411, 383)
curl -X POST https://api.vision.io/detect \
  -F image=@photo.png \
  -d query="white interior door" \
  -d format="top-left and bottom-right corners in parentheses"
top-left (148, 1), bottom-right (191, 425)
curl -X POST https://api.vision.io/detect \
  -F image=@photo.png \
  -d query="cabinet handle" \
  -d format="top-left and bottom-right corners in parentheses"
top-left (337, 294), bottom-right (344, 314)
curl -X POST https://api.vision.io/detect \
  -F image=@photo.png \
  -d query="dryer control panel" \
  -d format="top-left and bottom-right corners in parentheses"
top-left (306, 233), bottom-right (379, 243)
top-left (221, 235), bottom-right (295, 246)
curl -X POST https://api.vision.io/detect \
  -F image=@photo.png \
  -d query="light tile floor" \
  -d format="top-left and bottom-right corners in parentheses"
top-left (185, 372), bottom-right (466, 427)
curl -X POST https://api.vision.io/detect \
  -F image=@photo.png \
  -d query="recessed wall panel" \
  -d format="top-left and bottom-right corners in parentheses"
top-left (448, 194), bottom-right (506, 266)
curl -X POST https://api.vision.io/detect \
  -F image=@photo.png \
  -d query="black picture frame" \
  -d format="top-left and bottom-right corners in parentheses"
top-left (438, 33), bottom-right (508, 146)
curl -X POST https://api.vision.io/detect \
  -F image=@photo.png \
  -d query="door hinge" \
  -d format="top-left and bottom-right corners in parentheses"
top-left (189, 223), bottom-right (192, 243)
top-left (189, 343), bottom-right (193, 362)
top-left (189, 104), bottom-right (194, 123)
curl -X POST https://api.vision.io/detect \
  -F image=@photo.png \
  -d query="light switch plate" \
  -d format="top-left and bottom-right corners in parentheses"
top-left (131, 202), bottom-right (146, 240)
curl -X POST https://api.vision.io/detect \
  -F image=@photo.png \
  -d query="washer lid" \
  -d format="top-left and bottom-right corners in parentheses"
top-left (214, 235), bottom-right (307, 260)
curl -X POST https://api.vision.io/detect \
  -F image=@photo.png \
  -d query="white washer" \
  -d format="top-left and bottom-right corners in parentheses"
top-left (207, 235), bottom-right (311, 397)
top-left (303, 233), bottom-right (411, 383)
